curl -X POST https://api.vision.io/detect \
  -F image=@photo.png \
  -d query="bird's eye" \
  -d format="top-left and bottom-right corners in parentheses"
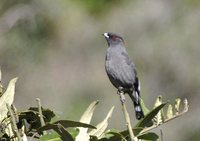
top-left (110, 35), bottom-right (117, 40)
top-left (111, 35), bottom-right (122, 42)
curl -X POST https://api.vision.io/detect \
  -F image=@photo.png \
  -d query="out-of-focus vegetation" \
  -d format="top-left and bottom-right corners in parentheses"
top-left (0, 73), bottom-right (188, 140)
top-left (0, 0), bottom-right (200, 141)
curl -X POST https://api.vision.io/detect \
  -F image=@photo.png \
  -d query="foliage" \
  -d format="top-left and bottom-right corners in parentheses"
top-left (0, 69), bottom-right (188, 141)
top-left (72, 0), bottom-right (126, 17)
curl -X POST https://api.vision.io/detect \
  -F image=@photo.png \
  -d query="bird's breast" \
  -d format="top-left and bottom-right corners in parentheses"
top-left (105, 52), bottom-right (135, 89)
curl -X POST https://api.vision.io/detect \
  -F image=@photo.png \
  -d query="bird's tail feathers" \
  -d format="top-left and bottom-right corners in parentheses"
top-left (133, 101), bottom-right (144, 120)
top-left (130, 91), bottom-right (144, 120)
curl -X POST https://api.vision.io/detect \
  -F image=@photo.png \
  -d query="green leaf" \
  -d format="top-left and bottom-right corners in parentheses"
top-left (38, 120), bottom-right (96, 133)
top-left (54, 123), bottom-right (74, 141)
top-left (39, 132), bottom-right (61, 141)
top-left (68, 129), bottom-right (79, 139)
top-left (99, 128), bottom-right (143, 141)
top-left (120, 127), bottom-right (144, 136)
top-left (90, 135), bottom-right (98, 141)
top-left (140, 98), bottom-right (150, 116)
top-left (167, 104), bottom-right (173, 119)
top-left (136, 103), bottom-right (167, 128)
top-left (98, 131), bottom-right (125, 141)
top-left (0, 77), bottom-right (18, 121)
top-left (19, 107), bottom-right (56, 131)
top-left (55, 120), bottom-right (96, 129)
top-left (89, 106), bottom-right (114, 138)
top-left (28, 107), bottom-right (56, 122)
top-left (39, 123), bottom-right (74, 141)
top-left (137, 132), bottom-right (159, 141)
top-left (99, 129), bottom-right (121, 139)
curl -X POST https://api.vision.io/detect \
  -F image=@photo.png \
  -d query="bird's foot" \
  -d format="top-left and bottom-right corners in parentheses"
top-left (117, 87), bottom-right (126, 103)
top-left (117, 87), bottom-right (124, 94)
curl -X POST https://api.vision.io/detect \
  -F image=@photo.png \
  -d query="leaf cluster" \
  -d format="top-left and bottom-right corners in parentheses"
top-left (0, 69), bottom-right (188, 141)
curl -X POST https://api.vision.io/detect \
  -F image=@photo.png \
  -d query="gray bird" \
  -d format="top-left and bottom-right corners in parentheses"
top-left (103, 32), bottom-right (144, 120)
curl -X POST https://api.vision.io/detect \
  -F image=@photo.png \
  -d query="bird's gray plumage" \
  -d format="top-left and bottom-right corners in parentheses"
top-left (103, 32), bottom-right (144, 120)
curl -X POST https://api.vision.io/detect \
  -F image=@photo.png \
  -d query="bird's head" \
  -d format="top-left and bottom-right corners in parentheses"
top-left (103, 32), bottom-right (124, 46)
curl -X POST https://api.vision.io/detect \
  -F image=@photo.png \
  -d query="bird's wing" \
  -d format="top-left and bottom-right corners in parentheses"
top-left (121, 52), bottom-right (133, 65)
top-left (121, 51), bottom-right (141, 95)
top-left (121, 52), bottom-right (137, 76)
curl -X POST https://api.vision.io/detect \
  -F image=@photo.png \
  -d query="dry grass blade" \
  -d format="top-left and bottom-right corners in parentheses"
top-left (153, 96), bottom-right (164, 125)
top-left (89, 106), bottom-right (115, 138)
top-left (79, 100), bottom-right (99, 124)
top-left (141, 98), bottom-right (189, 134)
top-left (75, 101), bottom-right (99, 141)
top-left (167, 104), bottom-right (173, 119)
top-left (0, 77), bottom-right (18, 121)
top-left (175, 98), bottom-right (181, 114)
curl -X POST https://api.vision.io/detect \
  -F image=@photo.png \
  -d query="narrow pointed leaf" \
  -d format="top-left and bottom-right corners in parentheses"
top-left (75, 101), bottom-right (99, 141)
top-left (99, 131), bottom-right (126, 141)
top-left (183, 98), bottom-right (189, 112)
top-left (90, 135), bottom-right (98, 141)
top-left (38, 123), bottom-right (74, 141)
top-left (140, 98), bottom-right (150, 116)
top-left (167, 104), bottom-right (173, 119)
top-left (55, 120), bottom-right (96, 129)
top-left (101, 128), bottom-right (143, 141)
top-left (38, 120), bottom-right (95, 132)
top-left (89, 106), bottom-right (114, 138)
top-left (175, 98), bottom-right (181, 113)
top-left (79, 101), bottom-right (99, 124)
top-left (54, 123), bottom-right (74, 141)
top-left (0, 77), bottom-right (18, 121)
top-left (136, 103), bottom-right (167, 128)
top-left (76, 129), bottom-right (90, 140)
top-left (153, 96), bottom-right (162, 108)
top-left (120, 127), bottom-right (144, 137)
top-left (39, 132), bottom-right (61, 141)
top-left (137, 132), bottom-right (159, 141)
top-left (22, 133), bottom-right (28, 141)
top-left (153, 96), bottom-right (164, 125)
top-left (104, 130), bottom-right (124, 139)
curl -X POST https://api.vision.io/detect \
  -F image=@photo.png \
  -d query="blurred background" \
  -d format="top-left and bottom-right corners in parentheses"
top-left (0, 0), bottom-right (200, 140)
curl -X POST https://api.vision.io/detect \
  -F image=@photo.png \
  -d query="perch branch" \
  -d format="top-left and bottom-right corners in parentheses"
top-left (118, 91), bottom-right (138, 141)
top-left (6, 104), bottom-right (22, 141)
top-left (36, 98), bottom-right (46, 135)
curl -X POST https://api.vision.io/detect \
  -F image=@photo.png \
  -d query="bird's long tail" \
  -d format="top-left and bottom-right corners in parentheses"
top-left (129, 90), bottom-right (144, 120)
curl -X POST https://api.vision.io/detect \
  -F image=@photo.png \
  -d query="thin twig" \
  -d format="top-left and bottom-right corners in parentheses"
top-left (11, 105), bottom-right (19, 123)
top-left (6, 104), bottom-right (22, 141)
top-left (36, 98), bottom-right (46, 135)
top-left (30, 132), bottom-right (39, 141)
top-left (118, 91), bottom-right (137, 141)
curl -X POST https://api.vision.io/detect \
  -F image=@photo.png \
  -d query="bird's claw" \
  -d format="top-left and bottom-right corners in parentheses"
top-left (117, 87), bottom-right (126, 103)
